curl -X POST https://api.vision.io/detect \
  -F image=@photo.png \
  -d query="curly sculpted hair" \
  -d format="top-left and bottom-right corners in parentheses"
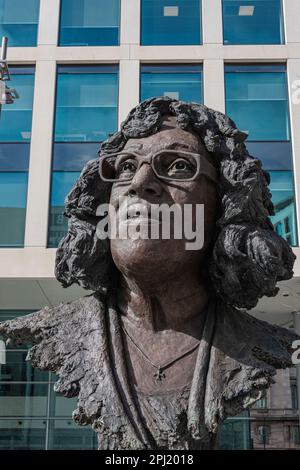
top-left (55, 97), bottom-right (295, 310)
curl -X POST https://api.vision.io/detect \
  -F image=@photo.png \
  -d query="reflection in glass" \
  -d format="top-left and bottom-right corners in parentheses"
top-left (0, 419), bottom-right (46, 449)
top-left (269, 171), bottom-right (297, 247)
top-left (0, 350), bottom-right (48, 382)
top-left (141, 0), bottom-right (201, 45)
top-left (246, 142), bottom-right (292, 171)
top-left (225, 69), bottom-right (290, 141)
top-left (0, 383), bottom-right (48, 417)
top-left (54, 70), bottom-right (118, 142)
top-left (141, 65), bottom-right (202, 103)
top-left (49, 387), bottom-right (78, 418)
top-left (222, 0), bottom-right (284, 45)
top-left (0, 0), bottom-right (40, 47)
top-left (59, 0), bottom-right (120, 46)
top-left (48, 419), bottom-right (97, 450)
top-left (0, 172), bottom-right (28, 247)
top-left (0, 73), bottom-right (35, 142)
top-left (52, 143), bottom-right (100, 171)
top-left (218, 411), bottom-right (251, 449)
top-left (0, 143), bottom-right (30, 171)
top-left (48, 171), bottom-right (80, 248)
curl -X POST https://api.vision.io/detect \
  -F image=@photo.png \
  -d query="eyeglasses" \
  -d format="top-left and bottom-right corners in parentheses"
top-left (99, 150), bottom-right (218, 183)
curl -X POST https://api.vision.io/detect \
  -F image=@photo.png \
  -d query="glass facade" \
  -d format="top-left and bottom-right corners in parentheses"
top-left (0, 67), bottom-right (35, 248)
top-left (141, 0), bottom-right (202, 45)
top-left (59, 0), bottom-right (120, 46)
top-left (222, 0), bottom-right (284, 45)
top-left (141, 64), bottom-right (203, 102)
top-left (225, 64), bottom-right (297, 247)
top-left (0, 0), bottom-right (40, 47)
top-left (48, 65), bottom-right (118, 248)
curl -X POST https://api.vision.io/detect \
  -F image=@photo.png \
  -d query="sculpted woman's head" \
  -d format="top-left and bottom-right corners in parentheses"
top-left (55, 97), bottom-right (295, 310)
top-left (108, 115), bottom-right (219, 288)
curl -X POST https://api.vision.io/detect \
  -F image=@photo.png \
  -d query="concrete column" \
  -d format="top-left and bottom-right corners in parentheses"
top-left (202, 0), bottom-right (223, 45)
top-left (287, 59), bottom-right (300, 242)
top-left (120, 0), bottom-right (140, 45)
top-left (283, 0), bottom-right (300, 43)
top-left (24, 60), bottom-right (57, 247)
top-left (203, 59), bottom-right (225, 113)
top-left (118, 59), bottom-right (140, 126)
top-left (293, 312), bottom-right (300, 428)
top-left (37, 0), bottom-right (61, 46)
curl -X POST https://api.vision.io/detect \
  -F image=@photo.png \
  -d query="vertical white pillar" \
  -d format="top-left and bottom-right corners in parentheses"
top-left (202, 0), bottom-right (223, 44)
top-left (203, 60), bottom-right (225, 113)
top-left (24, 61), bottom-right (57, 247)
top-left (37, 0), bottom-right (61, 46)
top-left (120, 0), bottom-right (140, 45)
top-left (283, 0), bottom-right (300, 43)
top-left (119, 0), bottom-right (141, 125)
top-left (287, 59), bottom-right (300, 241)
top-left (118, 60), bottom-right (140, 126)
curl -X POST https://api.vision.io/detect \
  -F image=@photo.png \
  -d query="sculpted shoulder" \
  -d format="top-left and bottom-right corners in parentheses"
top-left (0, 293), bottom-right (107, 397)
top-left (0, 293), bottom-right (106, 345)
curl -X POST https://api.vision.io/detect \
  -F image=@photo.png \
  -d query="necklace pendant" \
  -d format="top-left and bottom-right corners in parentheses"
top-left (154, 367), bottom-right (165, 382)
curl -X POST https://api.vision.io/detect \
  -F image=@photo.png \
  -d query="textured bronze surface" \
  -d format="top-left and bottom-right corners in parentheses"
top-left (0, 97), bottom-right (298, 450)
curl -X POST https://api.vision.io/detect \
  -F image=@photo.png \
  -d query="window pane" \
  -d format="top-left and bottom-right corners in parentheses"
top-left (0, 383), bottom-right (48, 417)
top-left (141, 65), bottom-right (203, 102)
top-left (258, 425), bottom-right (270, 444)
top-left (225, 68), bottom-right (290, 141)
top-left (49, 387), bottom-right (77, 418)
top-left (48, 420), bottom-right (97, 450)
top-left (49, 66), bottom-right (118, 248)
top-left (59, 0), bottom-right (120, 46)
top-left (48, 171), bottom-right (80, 248)
top-left (52, 143), bottom-right (99, 171)
top-left (0, 419), bottom-right (46, 449)
top-left (0, 73), bottom-right (35, 142)
top-left (223, 0), bottom-right (284, 45)
top-left (141, 0), bottom-right (201, 45)
top-left (247, 142), bottom-right (292, 171)
top-left (0, 68), bottom-right (34, 248)
top-left (0, 351), bottom-right (48, 382)
top-left (218, 412), bottom-right (251, 449)
top-left (0, 143), bottom-right (30, 171)
top-left (269, 171), bottom-right (298, 247)
top-left (54, 70), bottom-right (118, 142)
top-left (0, 0), bottom-right (39, 46)
top-left (0, 172), bottom-right (27, 247)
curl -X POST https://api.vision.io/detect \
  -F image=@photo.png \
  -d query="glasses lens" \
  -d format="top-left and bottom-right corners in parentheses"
top-left (153, 152), bottom-right (198, 180)
top-left (100, 154), bottom-right (138, 181)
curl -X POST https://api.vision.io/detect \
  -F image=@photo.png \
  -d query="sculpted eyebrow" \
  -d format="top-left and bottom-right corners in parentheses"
top-left (124, 142), bottom-right (193, 153)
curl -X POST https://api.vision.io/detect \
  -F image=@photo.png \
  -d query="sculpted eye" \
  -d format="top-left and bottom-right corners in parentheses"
top-left (167, 158), bottom-right (194, 175)
top-left (116, 159), bottom-right (137, 177)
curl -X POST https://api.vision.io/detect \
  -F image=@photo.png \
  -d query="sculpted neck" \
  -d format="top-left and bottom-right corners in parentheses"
top-left (117, 267), bottom-right (209, 332)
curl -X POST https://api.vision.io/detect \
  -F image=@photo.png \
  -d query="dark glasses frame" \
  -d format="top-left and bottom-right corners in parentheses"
top-left (99, 150), bottom-right (218, 183)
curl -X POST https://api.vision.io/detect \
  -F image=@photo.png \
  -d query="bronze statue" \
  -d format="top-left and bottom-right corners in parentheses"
top-left (0, 97), bottom-right (298, 450)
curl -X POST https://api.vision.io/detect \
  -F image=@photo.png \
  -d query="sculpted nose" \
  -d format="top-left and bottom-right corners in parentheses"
top-left (127, 163), bottom-right (162, 198)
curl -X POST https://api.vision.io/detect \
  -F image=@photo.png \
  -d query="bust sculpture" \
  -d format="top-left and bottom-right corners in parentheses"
top-left (0, 97), bottom-right (298, 450)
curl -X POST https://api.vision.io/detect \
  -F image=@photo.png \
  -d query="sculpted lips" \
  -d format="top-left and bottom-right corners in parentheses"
top-left (118, 201), bottom-right (162, 223)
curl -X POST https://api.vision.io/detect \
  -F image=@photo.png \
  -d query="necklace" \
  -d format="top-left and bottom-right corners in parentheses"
top-left (122, 326), bottom-right (200, 382)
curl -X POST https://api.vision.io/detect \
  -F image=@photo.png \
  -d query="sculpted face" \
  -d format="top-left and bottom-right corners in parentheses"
top-left (109, 116), bottom-right (219, 284)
